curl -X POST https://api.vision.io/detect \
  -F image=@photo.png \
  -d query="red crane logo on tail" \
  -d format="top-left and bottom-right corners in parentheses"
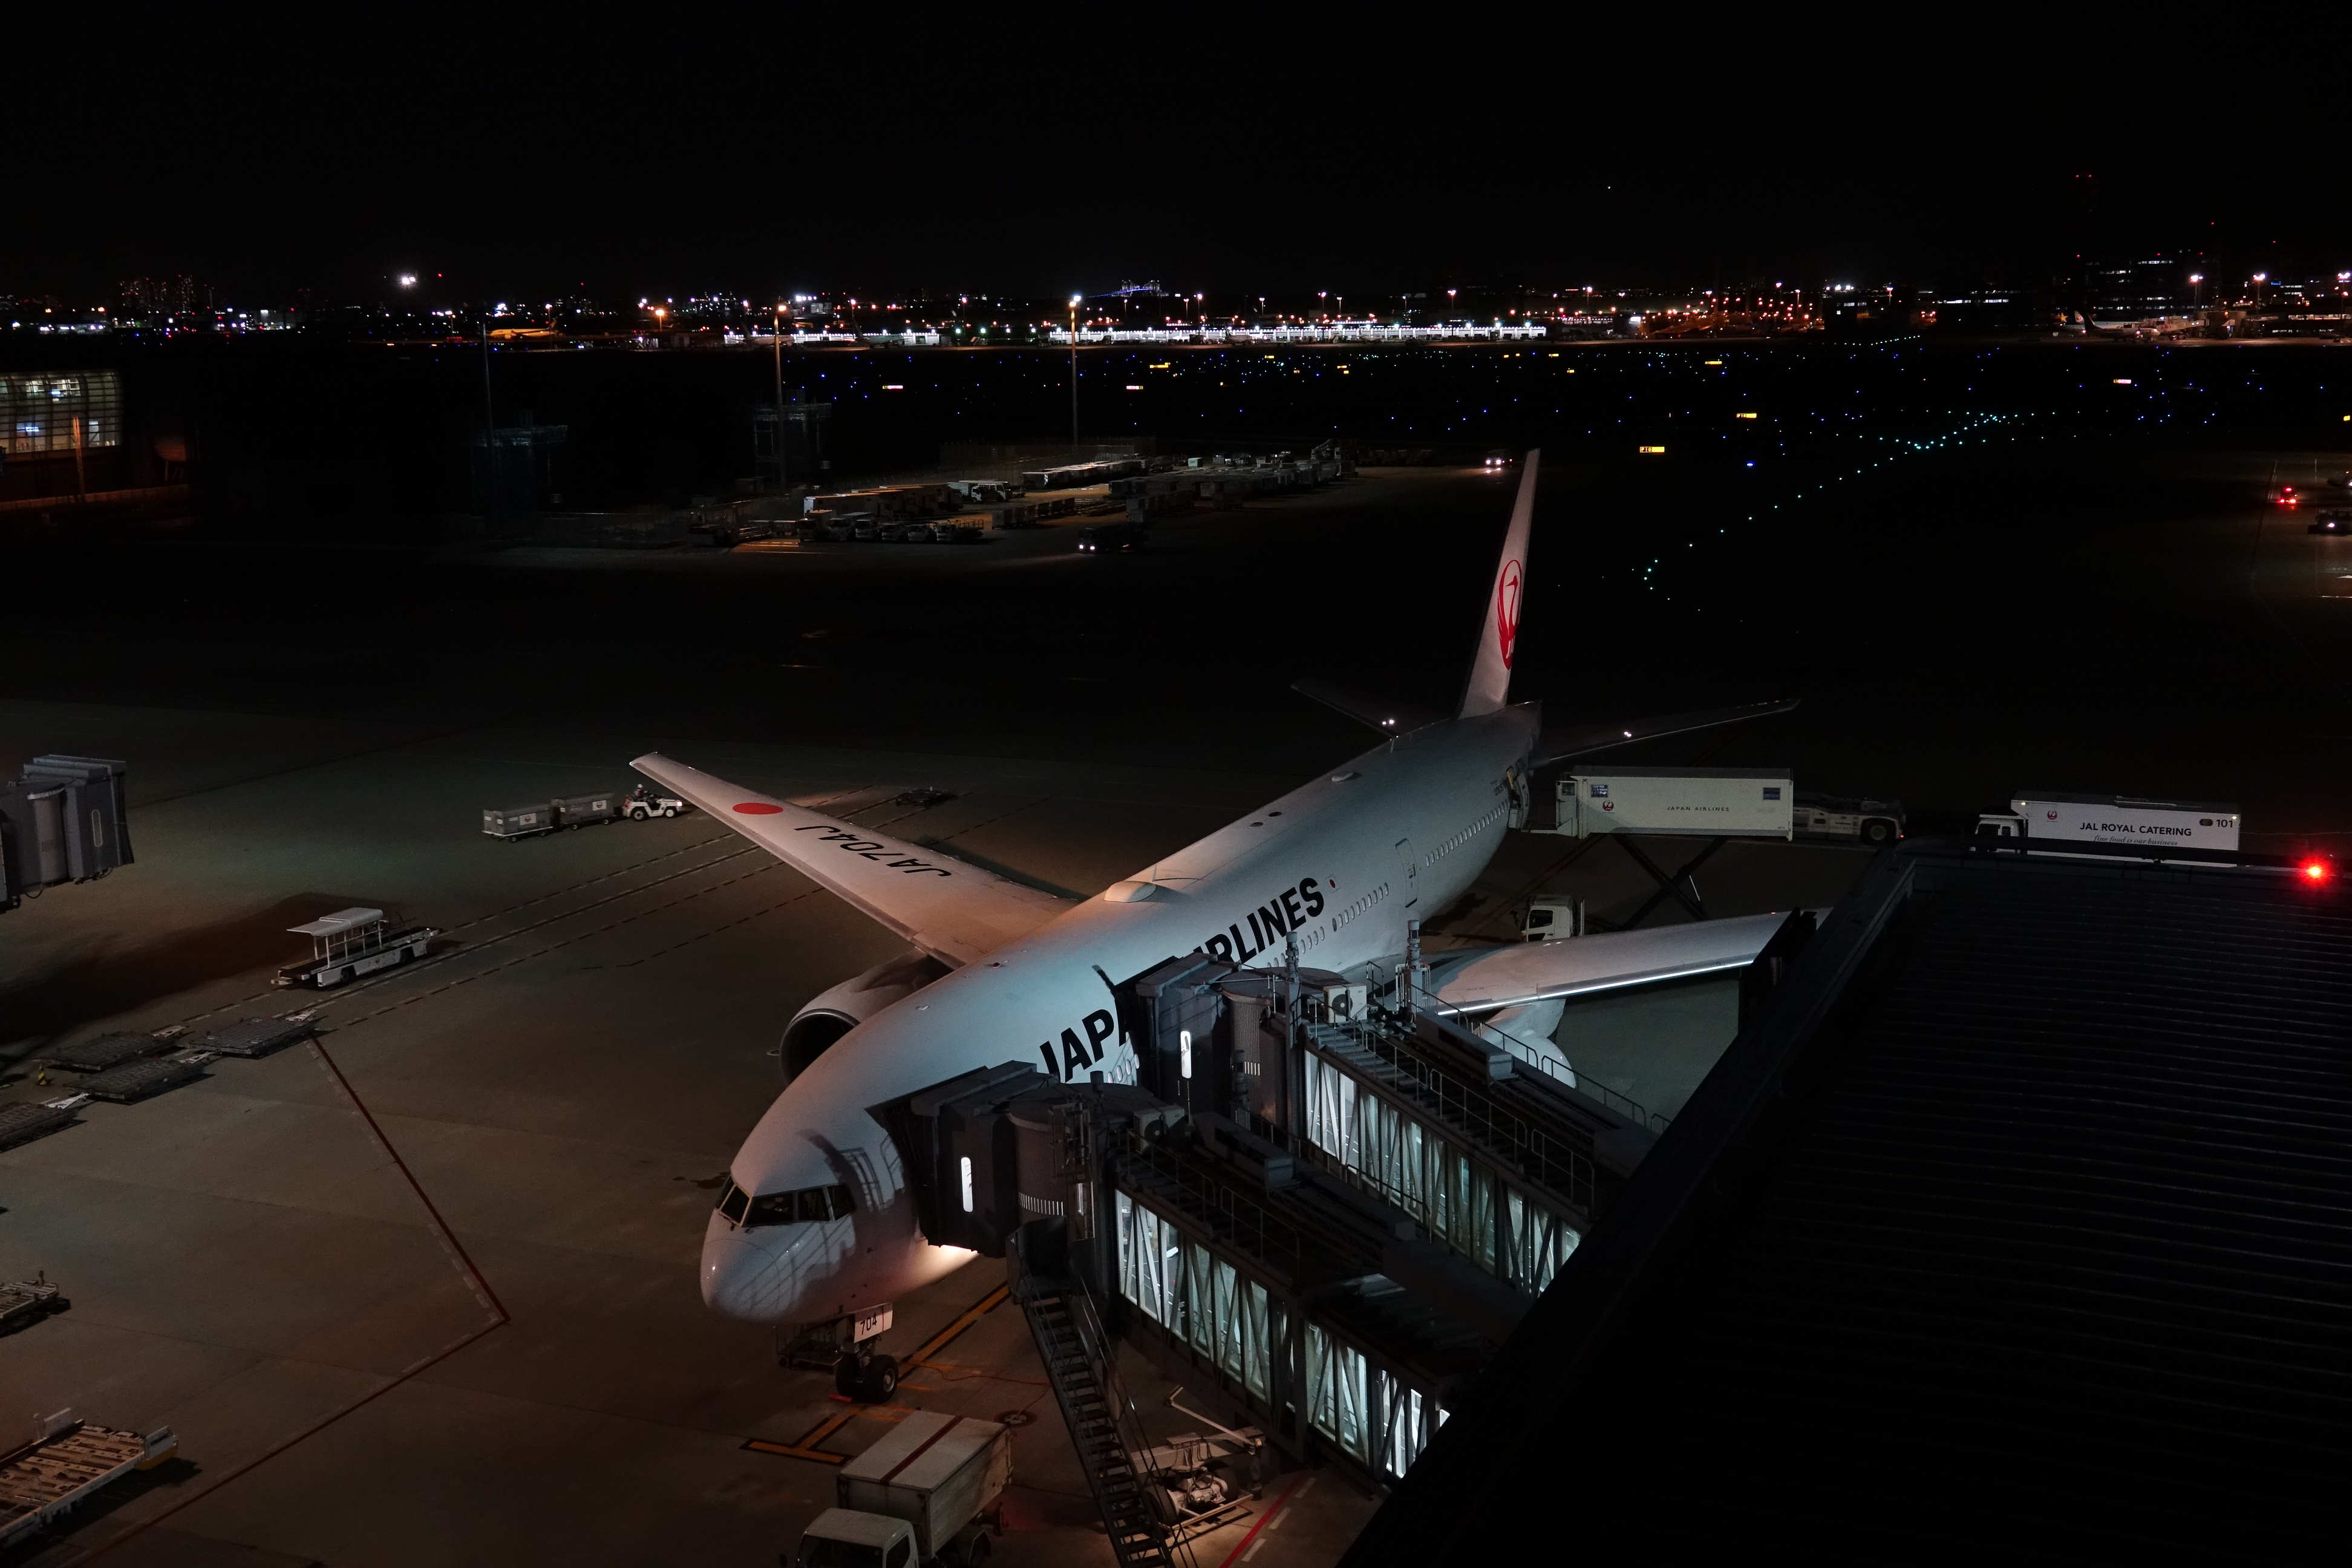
top-left (1496, 560), bottom-right (1523, 669)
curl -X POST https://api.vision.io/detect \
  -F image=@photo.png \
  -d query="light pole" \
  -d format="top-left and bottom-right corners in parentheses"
top-left (2189, 273), bottom-right (2204, 309)
top-left (785, 297), bottom-right (804, 486)
top-left (1069, 294), bottom-right (1080, 448)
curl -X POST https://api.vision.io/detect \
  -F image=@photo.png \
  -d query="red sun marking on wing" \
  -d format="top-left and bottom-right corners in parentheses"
top-left (733, 802), bottom-right (785, 815)
top-left (1496, 560), bottom-right (1523, 668)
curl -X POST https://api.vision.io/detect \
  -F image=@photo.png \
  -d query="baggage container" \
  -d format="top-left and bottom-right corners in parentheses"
top-left (483, 803), bottom-right (553, 840)
top-left (553, 792), bottom-right (617, 828)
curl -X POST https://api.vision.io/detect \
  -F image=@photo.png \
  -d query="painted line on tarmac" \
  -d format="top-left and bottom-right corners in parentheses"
top-left (1217, 1469), bottom-right (1311, 1568)
top-left (325, 860), bottom-right (792, 1028)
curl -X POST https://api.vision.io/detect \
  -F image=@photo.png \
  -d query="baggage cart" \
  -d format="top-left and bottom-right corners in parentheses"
top-left (44, 1030), bottom-right (178, 1073)
top-left (196, 1016), bottom-right (316, 1058)
top-left (0, 1276), bottom-right (68, 1335)
top-left (0, 1413), bottom-right (178, 1551)
top-left (553, 792), bottom-right (617, 828)
top-left (0, 1099), bottom-right (84, 1153)
top-left (78, 1051), bottom-right (212, 1103)
top-left (483, 803), bottom-right (553, 840)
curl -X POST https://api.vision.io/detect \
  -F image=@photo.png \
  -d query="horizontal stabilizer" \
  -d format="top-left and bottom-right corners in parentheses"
top-left (1292, 678), bottom-right (1446, 737)
top-left (1533, 697), bottom-right (1800, 767)
top-left (631, 753), bottom-right (1071, 967)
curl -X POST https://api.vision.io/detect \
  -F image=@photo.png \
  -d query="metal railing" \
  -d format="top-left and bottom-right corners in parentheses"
top-left (1392, 977), bottom-right (1671, 1133)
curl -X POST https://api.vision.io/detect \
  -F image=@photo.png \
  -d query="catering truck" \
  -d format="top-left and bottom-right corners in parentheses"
top-left (1979, 794), bottom-right (2241, 854)
top-left (1534, 766), bottom-right (1794, 839)
top-left (792, 1411), bottom-right (1010, 1567)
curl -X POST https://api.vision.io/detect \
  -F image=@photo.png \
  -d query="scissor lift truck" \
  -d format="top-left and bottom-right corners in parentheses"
top-left (275, 907), bottom-right (437, 989)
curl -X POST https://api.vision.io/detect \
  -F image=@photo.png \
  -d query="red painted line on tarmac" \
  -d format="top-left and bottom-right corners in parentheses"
top-left (1215, 1469), bottom-right (1310, 1568)
top-left (307, 1036), bottom-right (511, 1322)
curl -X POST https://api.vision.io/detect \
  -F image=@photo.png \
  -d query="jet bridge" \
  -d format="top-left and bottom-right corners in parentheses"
top-left (874, 954), bottom-right (1673, 1500)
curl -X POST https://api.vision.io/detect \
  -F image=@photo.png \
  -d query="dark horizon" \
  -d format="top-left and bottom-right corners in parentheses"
top-left (11, 57), bottom-right (2346, 305)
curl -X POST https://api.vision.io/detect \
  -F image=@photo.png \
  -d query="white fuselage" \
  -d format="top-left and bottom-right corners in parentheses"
top-left (700, 705), bottom-right (1541, 1321)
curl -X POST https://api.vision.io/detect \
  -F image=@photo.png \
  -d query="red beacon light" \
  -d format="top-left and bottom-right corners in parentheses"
top-left (2300, 858), bottom-right (2331, 885)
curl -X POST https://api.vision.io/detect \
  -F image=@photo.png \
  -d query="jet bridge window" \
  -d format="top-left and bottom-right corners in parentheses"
top-left (718, 1182), bottom-right (855, 1227)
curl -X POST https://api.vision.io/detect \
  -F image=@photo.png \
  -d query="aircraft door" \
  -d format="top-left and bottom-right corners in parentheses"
top-left (1394, 837), bottom-right (1418, 904)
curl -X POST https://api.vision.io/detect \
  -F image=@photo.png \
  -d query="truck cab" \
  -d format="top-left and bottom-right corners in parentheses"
top-left (793, 1509), bottom-right (913, 1568)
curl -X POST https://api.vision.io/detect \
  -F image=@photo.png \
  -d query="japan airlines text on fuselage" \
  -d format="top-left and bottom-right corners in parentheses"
top-left (695, 705), bottom-right (1537, 1322)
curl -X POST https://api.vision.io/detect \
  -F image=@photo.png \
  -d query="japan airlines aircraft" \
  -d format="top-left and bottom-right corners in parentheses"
top-left (634, 452), bottom-right (1794, 1325)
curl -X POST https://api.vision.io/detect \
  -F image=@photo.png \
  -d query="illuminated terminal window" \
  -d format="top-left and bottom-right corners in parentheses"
top-left (3, 370), bottom-right (122, 457)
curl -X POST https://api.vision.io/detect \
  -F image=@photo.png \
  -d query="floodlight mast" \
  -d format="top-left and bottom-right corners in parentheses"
top-left (773, 299), bottom-right (788, 489)
top-left (1069, 294), bottom-right (1080, 446)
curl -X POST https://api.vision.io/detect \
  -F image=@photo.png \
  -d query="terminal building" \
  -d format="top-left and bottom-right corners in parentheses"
top-left (1350, 840), bottom-right (2352, 1557)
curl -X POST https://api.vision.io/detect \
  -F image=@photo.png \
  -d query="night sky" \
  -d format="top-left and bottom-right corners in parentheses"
top-left (11, 49), bottom-right (2342, 301)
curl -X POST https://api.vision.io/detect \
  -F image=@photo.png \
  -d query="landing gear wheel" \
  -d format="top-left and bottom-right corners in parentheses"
top-left (834, 1354), bottom-right (861, 1399)
top-left (857, 1354), bottom-right (898, 1403)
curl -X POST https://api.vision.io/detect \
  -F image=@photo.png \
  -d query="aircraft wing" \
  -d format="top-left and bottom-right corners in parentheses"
top-left (631, 753), bottom-right (1074, 967)
top-left (1532, 698), bottom-right (1800, 766)
top-left (1428, 912), bottom-right (1791, 1013)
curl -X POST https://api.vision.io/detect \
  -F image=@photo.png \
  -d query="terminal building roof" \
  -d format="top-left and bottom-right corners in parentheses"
top-left (1353, 843), bottom-right (2352, 1557)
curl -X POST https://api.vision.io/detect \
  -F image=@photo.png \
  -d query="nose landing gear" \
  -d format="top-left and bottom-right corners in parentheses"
top-left (835, 1348), bottom-right (900, 1403)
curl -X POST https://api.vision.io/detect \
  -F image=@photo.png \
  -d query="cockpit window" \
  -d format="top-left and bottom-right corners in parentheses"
top-left (718, 1181), bottom-right (854, 1227)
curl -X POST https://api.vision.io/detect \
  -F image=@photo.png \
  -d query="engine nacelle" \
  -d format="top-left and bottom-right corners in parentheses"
top-left (778, 949), bottom-right (950, 1082)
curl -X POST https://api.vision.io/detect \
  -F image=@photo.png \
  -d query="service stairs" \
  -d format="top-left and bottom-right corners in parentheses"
top-left (1016, 1276), bottom-right (1177, 1568)
top-left (1308, 1022), bottom-right (1402, 1086)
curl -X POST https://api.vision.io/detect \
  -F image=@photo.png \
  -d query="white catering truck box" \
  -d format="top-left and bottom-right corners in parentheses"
top-left (1547, 766), bottom-right (1793, 839)
top-left (795, 1411), bottom-right (1011, 1566)
top-left (1992, 794), bottom-right (2242, 853)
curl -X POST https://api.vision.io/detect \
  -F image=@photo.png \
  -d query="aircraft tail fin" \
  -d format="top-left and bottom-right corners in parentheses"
top-left (1459, 451), bottom-right (1539, 718)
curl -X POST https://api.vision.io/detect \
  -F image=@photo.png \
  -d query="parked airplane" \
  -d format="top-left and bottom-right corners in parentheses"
top-left (632, 451), bottom-right (1794, 1330)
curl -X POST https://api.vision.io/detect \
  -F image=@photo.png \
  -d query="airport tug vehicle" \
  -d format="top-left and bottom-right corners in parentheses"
top-left (275, 907), bottom-right (438, 989)
top-left (622, 784), bottom-right (688, 820)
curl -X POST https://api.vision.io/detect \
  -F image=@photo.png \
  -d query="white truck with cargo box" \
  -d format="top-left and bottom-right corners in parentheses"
top-left (1536, 766), bottom-right (1794, 838)
top-left (1979, 794), bottom-right (2241, 854)
top-left (793, 1411), bottom-right (1010, 1568)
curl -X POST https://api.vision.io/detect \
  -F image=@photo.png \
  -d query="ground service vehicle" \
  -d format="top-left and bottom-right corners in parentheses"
top-left (622, 785), bottom-right (687, 821)
top-left (1077, 522), bottom-right (1144, 554)
top-left (793, 1411), bottom-right (1009, 1567)
top-left (1979, 793), bottom-right (2240, 853)
top-left (275, 907), bottom-right (438, 988)
top-left (1792, 792), bottom-right (1906, 846)
top-left (2310, 509), bottom-right (2352, 535)
top-left (1537, 768), bottom-right (1794, 838)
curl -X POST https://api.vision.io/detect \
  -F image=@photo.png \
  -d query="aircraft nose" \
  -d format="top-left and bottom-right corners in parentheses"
top-left (701, 1209), bottom-right (825, 1322)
